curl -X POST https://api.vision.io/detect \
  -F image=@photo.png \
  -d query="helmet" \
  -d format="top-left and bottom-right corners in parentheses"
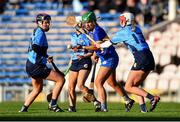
top-left (82, 11), bottom-right (96, 22)
top-left (36, 13), bottom-right (51, 23)
top-left (119, 12), bottom-right (134, 25)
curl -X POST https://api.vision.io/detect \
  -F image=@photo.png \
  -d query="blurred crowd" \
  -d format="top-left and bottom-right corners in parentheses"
top-left (0, 0), bottom-right (180, 27)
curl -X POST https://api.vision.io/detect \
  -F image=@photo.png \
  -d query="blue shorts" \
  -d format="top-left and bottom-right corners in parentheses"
top-left (100, 52), bottom-right (119, 70)
top-left (131, 49), bottom-right (155, 71)
top-left (26, 59), bottom-right (51, 79)
top-left (70, 57), bottom-right (92, 72)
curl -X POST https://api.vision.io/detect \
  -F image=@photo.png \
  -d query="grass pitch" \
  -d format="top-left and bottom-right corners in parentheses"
top-left (0, 101), bottom-right (180, 121)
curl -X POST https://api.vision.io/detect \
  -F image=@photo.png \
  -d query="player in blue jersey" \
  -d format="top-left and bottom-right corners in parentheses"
top-left (96, 12), bottom-right (160, 112)
top-left (19, 13), bottom-right (65, 112)
top-left (67, 16), bottom-right (100, 112)
top-left (82, 11), bottom-right (134, 112)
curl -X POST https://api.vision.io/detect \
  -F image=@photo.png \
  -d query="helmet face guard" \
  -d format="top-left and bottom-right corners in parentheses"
top-left (36, 13), bottom-right (51, 23)
top-left (119, 15), bottom-right (126, 24)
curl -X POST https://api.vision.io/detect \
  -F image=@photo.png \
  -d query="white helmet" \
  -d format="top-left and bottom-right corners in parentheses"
top-left (119, 12), bottom-right (134, 26)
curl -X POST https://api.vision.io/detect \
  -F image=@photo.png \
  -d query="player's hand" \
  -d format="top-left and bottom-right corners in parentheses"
top-left (91, 55), bottom-right (99, 63)
top-left (76, 45), bottom-right (83, 49)
top-left (77, 55), bottom-right (84, 60)
top-left (95, 43), bottom-right (101, 49)
top-left (47, 56), bottom-right (53, 63)
top-left (72, 47), bottom-right (78, 52)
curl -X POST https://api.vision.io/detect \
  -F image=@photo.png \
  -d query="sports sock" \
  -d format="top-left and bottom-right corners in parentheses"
top-left (146, 93), bottom-right (154, 101)
top-left (101, 103), bottom-right (107, 110)
top-left (50, 99), bottom-right (57, 106)
top-left (140, 103), bottom-right (147, 112)
top-left (123, 95), bottom-right (131, 102)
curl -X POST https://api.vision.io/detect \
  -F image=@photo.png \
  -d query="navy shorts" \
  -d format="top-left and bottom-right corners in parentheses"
top-left (70, 57), bottom-right (92, 72)
top-left (131, 49), bottom-right (155, 71)
top-left (26, 59), bottom-right (51, 79)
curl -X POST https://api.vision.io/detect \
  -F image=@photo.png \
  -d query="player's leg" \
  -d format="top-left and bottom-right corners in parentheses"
top-left (77, 69), bottom-right (100, 108)
top-left (46, 70), bottom-right (65, 112)
top-left (125, 70), bottom-right (160, 112)
top-left (68, 70), bottom-right (78, 112)
top-left (19, 78), bottom-right (43, 112)
top-left (106, 71), bottom-right (134, 112)
top-left (137, 95), bottom-right (148, 113)
top-left (125, 70), bottom-right (150, 96)
top-left (95, 66), bottom-right (112, 112)
top-left (77, 69), bottom-right (90, 94)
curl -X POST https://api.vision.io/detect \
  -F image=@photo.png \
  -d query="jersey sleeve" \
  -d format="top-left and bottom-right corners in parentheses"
top-left (111, 30), bottom-right (126, 44)
top-left (33, 28), bottom-right (44, 46)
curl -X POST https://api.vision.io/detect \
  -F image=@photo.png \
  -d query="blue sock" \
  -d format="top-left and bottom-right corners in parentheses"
top-left (140, 103), bottom-right (147, 112)
top-left (50, 99), bottom-right (57, 106)
top-left (101, 103), bottom-right (107, 110)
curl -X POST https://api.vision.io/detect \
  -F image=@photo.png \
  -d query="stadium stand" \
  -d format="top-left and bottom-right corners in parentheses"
top-left (0, 0), bottom-right (180, 103)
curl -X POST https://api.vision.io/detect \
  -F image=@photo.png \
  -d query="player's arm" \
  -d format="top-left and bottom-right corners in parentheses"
top-left (33, 29), bottom-right (48, 57)
top-left (32, 44), bottom-right (48, 57)
top-left (97, 40), bottom-right (113, 48)
top-left (82, 45), bottom-right (98, 51)
top-left (96, 30), bottom-right (125, 48)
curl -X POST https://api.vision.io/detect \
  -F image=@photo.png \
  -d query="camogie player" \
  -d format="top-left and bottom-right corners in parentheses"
top-left (81, 11), bottom-right (134, 112)
top-left (19, 13), bottom-right (65, 112)
top-left (67, 16), bottom-right (100, 112)
top-left (96, 12), bottom-right (160, 112)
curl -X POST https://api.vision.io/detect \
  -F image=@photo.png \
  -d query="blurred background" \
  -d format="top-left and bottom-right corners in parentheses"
top-left (0, 0), bottom-right (180, 103)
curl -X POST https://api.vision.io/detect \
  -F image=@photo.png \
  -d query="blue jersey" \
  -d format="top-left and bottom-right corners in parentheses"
top-left (88, 25), bottom-right (117, 59)
top-left (71, 33), bottom-right (91, 60)
top-left (88, 25), bottom-right (119, 69)
top-left (111, 25), bottom-right (149, 54)
top-left (28, 27), bottom-right (48, 65)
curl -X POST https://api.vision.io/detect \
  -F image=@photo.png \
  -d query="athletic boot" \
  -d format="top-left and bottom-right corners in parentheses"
top-left (48, 104), bottom-right (64, 112)
top-left (95, 107), bottom-right (108, 112)
top-left (19, 105), bottom-right (28, 112)
top-left (125, 99), bottom-right (135, 112)
top-left (101, 108), bottom-right (108, 112)
top-left (68, 106), bottom-right (76, 112)
top-left (93, 100), bottom-right (101, 109)
top-left (141, 109), bottom-right (148, 113)
top-left (149, 96), bottom-right (160, 112)
top-left (95, 106), bottom-right (101, 112)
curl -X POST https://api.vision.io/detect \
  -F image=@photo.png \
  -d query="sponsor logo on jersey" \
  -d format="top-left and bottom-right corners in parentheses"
top-left (102, 61), bottom-right (107, 65)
